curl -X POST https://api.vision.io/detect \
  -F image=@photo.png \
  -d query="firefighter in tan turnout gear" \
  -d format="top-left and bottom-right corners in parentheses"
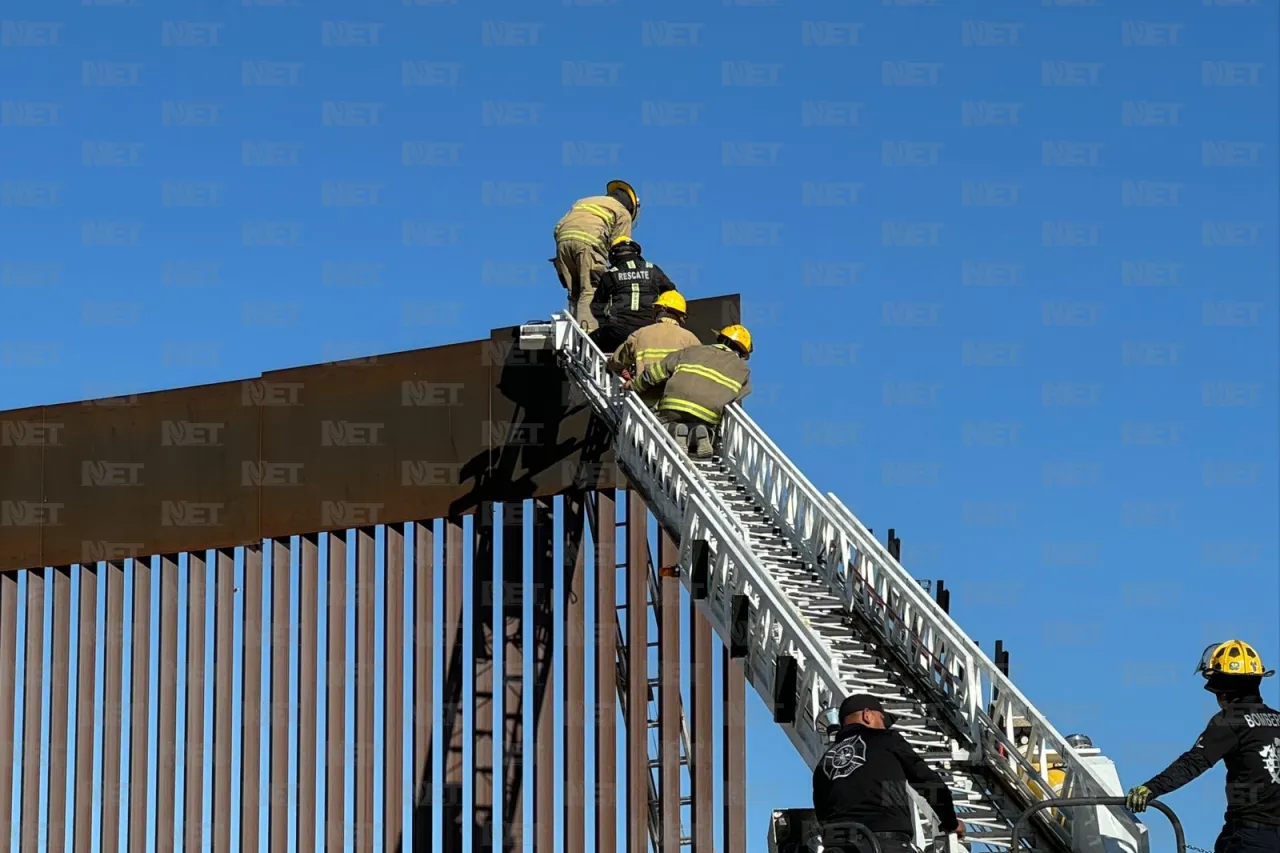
top-left (623, 324), bottom-right (752, 459)
top-left (606, 291), bottom-right (700, 410)
top-left (551, 180), bottom-right (641, 332)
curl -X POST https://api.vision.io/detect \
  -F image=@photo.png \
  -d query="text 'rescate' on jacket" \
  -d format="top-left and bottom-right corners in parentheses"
top-left (590, 257), bottom-right (676, 335)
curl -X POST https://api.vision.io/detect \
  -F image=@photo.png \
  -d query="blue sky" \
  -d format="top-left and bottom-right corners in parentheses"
top-left (1, 0), bottom-right (1278, 850)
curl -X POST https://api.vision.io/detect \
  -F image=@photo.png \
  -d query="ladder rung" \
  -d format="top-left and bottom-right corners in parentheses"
top-left (554, 321), bottom-right (1078, 852)
top-left (647, 757), bottom-right (689, 769)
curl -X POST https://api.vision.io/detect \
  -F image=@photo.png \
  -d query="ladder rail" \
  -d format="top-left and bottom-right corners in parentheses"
top-left (719, 406), bottom-right (1142, 821)
top-left (552, 318), bottom-right (750, 546)
top-left (550, 317), bottom-right (1016, 847)
top-left (699, 455), bottom-right (1075, 853)
top-left (826, 491), bottom-right (1122, 809)
top-left (612, 612), bottom-right (663, 848)
top-left (537, 313), bottom-right (1145, 853)
top-left (547, 314), bottom-right (881, 755)
top-left (585, 490), bottom-right (694, 852)
top-left (719, 405), bottom-right (979, 670)
top-left (642, 559), bottom-right (697, 782)
top-left (553, 316), bottom-right (846, 706)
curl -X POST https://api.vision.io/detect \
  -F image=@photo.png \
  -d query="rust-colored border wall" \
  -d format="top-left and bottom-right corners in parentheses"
top-left (563, 491), bottom-right (587, 853)
top-left (0, 296), bottom-right (739, 574)
top-left (659, 531), bottom-right (683, 853)
top-left (0, 287), bottom-right (752, 850)
top-left (594, 491), bottom-right (619, 853)
top-left (532, 496), bottom-right (556, 853)
top-left (724, 650), bottom-right (749, 853)
top-left (500, 504), bottom-right (523, 853)
top-left (443, 516), bottom-right (466, 853)
top-left (0, 492), bottom-right (757, 853)
top-left (473, 503), bottom-right (496, 853)
top-left (625, 493), bottom-right (650, 853)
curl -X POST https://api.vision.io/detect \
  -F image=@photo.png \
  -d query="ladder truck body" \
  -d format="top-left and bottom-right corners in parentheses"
top-left (518, 314), bottom-right (1148, 853)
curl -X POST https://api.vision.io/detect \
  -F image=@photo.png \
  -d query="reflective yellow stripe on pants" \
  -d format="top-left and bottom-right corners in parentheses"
top-left (555, 239), bottom-right (602, 331)
top-left (555, 228), bottom-right (605, 252)
top-left (656, 397), bottom-right (721, 425)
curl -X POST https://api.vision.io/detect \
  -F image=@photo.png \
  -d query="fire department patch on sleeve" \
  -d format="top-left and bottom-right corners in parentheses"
top-left (1261, 738), bottom-right (1280, 785)
top-left (822, 735), bottom-right (868, 781)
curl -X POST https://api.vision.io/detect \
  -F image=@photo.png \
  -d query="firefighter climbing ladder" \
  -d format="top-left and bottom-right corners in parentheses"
top-left (519, 313), bottom-right (1149, 853)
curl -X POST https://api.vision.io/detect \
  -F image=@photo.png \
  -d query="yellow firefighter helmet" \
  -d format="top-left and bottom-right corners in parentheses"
top-left (606, 179), bottom-right (640, 221)
top-left (1197, 639), bottom-right (1275, 678)
top-left (715, 324), bottom-right (753, 355)
top-left (654, 291), bottom-right (687, 315)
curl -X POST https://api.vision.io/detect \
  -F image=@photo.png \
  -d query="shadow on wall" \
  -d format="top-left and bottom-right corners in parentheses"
top-left (430, 331), bottom-right (606, 851)
top-left (448, 294), bottom-right (744, 518)
top-left (448, 325), bottom-right (616, 518)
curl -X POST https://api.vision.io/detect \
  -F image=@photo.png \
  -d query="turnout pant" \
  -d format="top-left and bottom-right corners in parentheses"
top-left (1214, 822), bottom-right (1280, 853)
top-left (823, 827), bottom-right (920, 853)
top-left (657, 410), bottom-right (714, 430)
top-left (656, 410), bottom-right (718, 455)
top-left (589, 325), bottom-right (631, 355)
top-left (553, 239), bottom-right (605, 332)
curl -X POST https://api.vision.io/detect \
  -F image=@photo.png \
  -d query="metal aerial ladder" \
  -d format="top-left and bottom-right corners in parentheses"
top-left (520, 312), bottom-right (1150, 853)
top-left (584, 491), bottom-right (694, 852)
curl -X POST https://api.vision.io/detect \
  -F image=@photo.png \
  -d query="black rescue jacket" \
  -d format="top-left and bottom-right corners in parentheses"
top-left (813, 725), bottom-right (960, 836)
top-left (1143, 700), bottom-right (1280, 827)
top-left (590, 252), bottom-right (676, 338)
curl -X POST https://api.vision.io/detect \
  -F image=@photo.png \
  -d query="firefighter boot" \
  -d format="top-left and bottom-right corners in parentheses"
top-left (666, 422), bottom-right (690, 455)
top-left (692, 425), bottom-right (714, 459)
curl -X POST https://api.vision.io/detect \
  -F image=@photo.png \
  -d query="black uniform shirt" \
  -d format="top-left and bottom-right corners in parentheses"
top-left (591, 257), bottom-right (675, 335)
top-left (812, 724), bottom-right (960, 836)
top-left (1143, 701), bottom-right (1280, 826)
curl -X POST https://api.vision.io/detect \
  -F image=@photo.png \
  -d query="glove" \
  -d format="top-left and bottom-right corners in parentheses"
top-left (1125, 784), bottom-right (1152, 812)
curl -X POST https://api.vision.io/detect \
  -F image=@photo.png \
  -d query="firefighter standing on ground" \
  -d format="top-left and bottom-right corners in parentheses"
top-left (606, 290), bottom-right (700, 409)
top-left (551, 180), bottom-right (640, 332)
top-left (1126, 640), bottom-right (1280, 853)
top-left (622, 324), bottom-right (753, 459)
top-left (588, 236), bottom-right (678, 354)
top-left (813, 695), bottom-right (965, 853)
